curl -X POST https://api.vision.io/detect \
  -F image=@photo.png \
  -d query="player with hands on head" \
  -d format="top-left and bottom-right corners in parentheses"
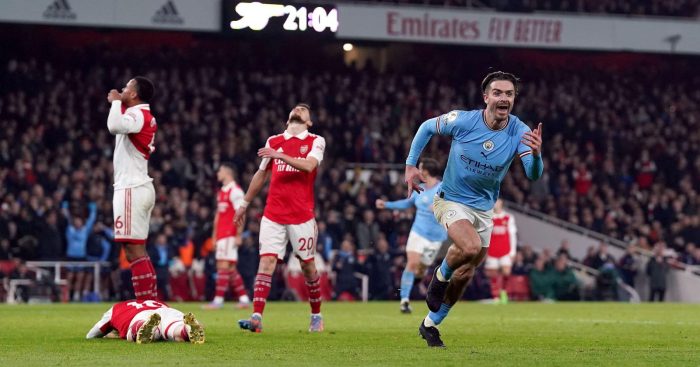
top-left (235, 103), bottom-right (326, 333)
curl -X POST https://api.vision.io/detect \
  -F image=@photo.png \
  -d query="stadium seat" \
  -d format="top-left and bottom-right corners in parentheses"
top-left (506, 275), bottom-right (531, 301)
top-left (0, 260), bottom-right (16, 276)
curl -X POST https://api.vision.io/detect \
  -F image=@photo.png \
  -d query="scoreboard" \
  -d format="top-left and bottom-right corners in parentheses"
top-left (222, 0), bottom-right (338, 34)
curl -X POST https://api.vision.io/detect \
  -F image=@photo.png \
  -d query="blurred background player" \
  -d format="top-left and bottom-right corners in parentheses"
top-left (107, 77), bottom-right (158, 301)
top-left (203, 163), bottom-right (250, 309)
top-left (484, 199), bottom-right (518, 304)
top-left (375, 158), bottom-right (447, 314)
top-left (404, 71), bottom-right (544, 347)
top-left (235, 104), bottom-right (326, 333)
top-left (86, 299), bottom-right (205, 344)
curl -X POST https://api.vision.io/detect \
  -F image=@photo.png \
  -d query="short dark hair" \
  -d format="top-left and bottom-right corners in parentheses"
top-left (219, 162), bottom-right (235, 171)
top-left (481, 71), bottom-right (520, 95)
top-left (296, 103), bottom-right (313, 121)
top-left (133, 76), bottom-right (155, 103)
top-left (420, 158), bottom-right (441, 177)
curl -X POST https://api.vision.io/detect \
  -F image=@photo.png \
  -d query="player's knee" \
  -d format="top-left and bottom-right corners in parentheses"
top-left (258, 256), bottom-right (277, 273)
top-left (300, 259), bottom-right (317, 276)
top-left (406, 260), bottom-right (420, 273)
top-left (454, 245), bottom-right (480, 263)
top-left (124, 245), bottom-right (147, 262)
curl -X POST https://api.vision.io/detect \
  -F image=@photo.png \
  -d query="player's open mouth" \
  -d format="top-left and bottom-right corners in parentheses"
top-left (496, 105), bottom-right (509, 113)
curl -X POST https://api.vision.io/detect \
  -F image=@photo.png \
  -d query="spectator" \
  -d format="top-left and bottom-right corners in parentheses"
top-left (317, 221), bottom-right (334, 261)
top-left (332, 240), bottom-right (361, 300)
top-left (511, 251), bottom-right (531, 275)
top-left (529, 257), bottom-right (554, 301)
top-left (34, 210), bottom-right (63, 261)
top-left (590, 243), bottom-right (616, 271)
top-left (550, 254), bottom-right (580, 301)
top-left (595, 260), bottom-right (619, 301)
top-left (646, 243), bottom-right (670, 302)
top-left (149, 234), bottom-right (173, 301)
top-left (363, 238), bottom-right (394, 300)
top-left (617, 245), bottom-right (638, 287)
top-left (62, 201), bottom-right (97, 302)
top-left (556, 239), bottom-right (574, 261)
top-left (356, 209), bottom-right (380, 250)
top-left (9, 259), bottom-right (33, 303)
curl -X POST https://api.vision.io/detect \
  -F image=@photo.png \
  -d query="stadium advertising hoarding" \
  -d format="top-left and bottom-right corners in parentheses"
top-left (336, 4), bottom-right (700, 55)
top-left (221, 0), bottom-right (338, 34)
top-left (0, 0), bottom-right (219, 31)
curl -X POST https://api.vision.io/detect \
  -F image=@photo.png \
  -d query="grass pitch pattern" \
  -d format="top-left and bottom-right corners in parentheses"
top-left (0, 302), bottom-right (698, 366)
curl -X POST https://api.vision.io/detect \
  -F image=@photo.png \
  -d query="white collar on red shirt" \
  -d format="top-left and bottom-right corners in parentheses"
top-left (222, 181), bottom-right (237, 191)
top-left (131, 103), bottom-right (150, 110)
top-left (283, 129), bottom-right (309, 140)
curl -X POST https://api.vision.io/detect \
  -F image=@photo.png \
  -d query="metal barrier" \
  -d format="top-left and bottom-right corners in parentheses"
top-left (354, 272), bottom-right (369, 302)
top-left (24, 261), bottom-right (111, 302)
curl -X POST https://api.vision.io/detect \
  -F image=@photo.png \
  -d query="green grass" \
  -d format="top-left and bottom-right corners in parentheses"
top-left (1, 302), bottom-right (699, 366)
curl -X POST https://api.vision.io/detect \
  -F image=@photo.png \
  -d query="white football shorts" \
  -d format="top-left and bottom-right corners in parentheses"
top-left (259, 216), bottom-right (317, 262)
top-left (406, 231), bottom-right (443, 266)
top-left (113, 183), bottom-right (155, 244)
top-left (215, 237), bottom-right (238, 262)
top-left (485, 255), bottom-right (513, 270)
top-left (433, 195), bottom-right (494, 248)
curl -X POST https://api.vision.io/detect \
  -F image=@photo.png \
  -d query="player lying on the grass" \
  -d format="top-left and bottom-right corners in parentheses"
top-left (86, 299), bottom-right (205, 344)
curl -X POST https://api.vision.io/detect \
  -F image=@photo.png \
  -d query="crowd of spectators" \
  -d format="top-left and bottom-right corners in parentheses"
top-left (0, 28), bottom-right (699, 303)
top-left (345, 0), bottom-right (700, 18)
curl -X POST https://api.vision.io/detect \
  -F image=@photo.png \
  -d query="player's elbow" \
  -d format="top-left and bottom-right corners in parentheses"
top-left (107, 123), bottom-right (122, 135)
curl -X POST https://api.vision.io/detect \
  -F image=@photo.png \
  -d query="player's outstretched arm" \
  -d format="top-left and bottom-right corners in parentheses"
top-left (234, 169), bottom-right (271, 227)
top-left (86, 308), bottom-right (114, 339)
top-left (379, 195), bottom-right (416, 210)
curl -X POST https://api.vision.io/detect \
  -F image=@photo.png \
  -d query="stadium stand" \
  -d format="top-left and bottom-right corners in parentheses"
top-left (1, 25), bottom-right (698, 302)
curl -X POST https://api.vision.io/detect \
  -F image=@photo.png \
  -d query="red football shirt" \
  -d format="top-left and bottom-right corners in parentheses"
top-left (216, 181), bottom-right (244, 240)
top-left (259, 130), bottom-right (326, 225)
top-left (110, 300), bottom-right (169, 338)
top-left (488, 213), bottom-right (516, 258)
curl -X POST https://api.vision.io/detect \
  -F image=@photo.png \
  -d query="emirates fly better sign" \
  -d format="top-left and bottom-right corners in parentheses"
top-left (336, 4), bottom-right (700, 54)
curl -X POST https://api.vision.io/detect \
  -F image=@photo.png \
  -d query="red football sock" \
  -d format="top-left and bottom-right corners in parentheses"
top-left (305, 273), bottom-right (322, 314)
top-left (253, 273), bottom-right (272, 315)
top-left (146, 259), bottom-right (158, 299)
top-left (502, 274), bottom-right (510, 293)
top-left (130, 256), bottom-right (156, 301)
top-left (215, 268), bottom-right (232, 300)
top-left (231, 269), bottom-right (248, 299)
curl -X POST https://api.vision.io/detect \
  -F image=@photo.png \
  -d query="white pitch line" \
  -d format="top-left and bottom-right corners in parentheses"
top-left (507, 317), bottom-right (700, 326)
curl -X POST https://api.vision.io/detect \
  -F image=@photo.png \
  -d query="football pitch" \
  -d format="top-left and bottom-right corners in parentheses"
top-left (1, 302), bottom-right (698, 366)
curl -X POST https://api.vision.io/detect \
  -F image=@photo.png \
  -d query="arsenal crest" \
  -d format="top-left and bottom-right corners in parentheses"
top-left (300, 145), bottom-right (309, 154)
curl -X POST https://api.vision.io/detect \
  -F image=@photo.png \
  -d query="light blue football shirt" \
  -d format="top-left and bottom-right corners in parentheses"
top-left (384, 181), bottom-right (447, 242)
top-left (406, 109), bottom-right (543, 211)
